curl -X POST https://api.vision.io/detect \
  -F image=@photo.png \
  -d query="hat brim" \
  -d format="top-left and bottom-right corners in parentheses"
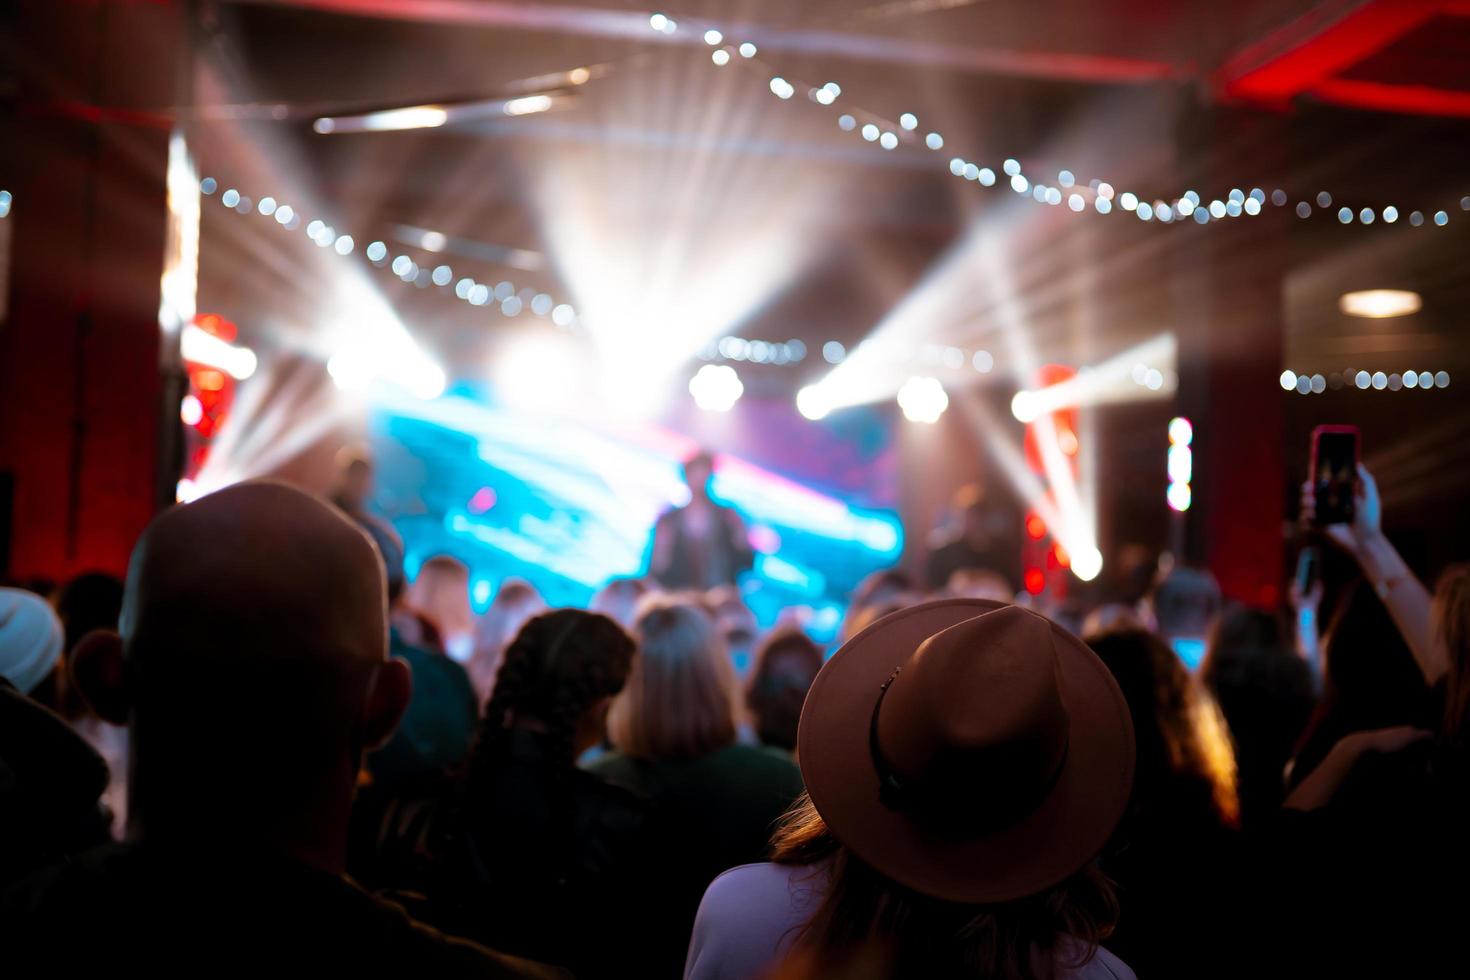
top-left (798, 598), bottom-right (1135, 905)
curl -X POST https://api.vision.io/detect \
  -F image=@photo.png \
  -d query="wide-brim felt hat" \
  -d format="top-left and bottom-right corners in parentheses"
top-left (798, 599), bottom-right (1135, 904)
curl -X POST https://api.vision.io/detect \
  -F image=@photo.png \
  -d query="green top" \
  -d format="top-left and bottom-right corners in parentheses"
top-left (588, 744), bottom-right (804, 855)
top-left (585, 743), bottom-right (805, 976)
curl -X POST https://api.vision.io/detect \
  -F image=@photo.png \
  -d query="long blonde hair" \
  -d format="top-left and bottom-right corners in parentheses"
top-left (768, 794), bottom-right (1119, 980)
top-left (606, 595), bottom-right (739, 760)
top-left (1436, 564), bottom-right (1470, 749)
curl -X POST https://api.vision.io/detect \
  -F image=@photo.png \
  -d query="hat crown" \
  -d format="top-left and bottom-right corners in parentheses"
top-left (873, 605), bottom-right (1071, 834)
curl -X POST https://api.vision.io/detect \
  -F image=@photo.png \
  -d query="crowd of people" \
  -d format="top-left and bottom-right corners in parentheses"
top-left (1, 455), bottom-right (1466, 977)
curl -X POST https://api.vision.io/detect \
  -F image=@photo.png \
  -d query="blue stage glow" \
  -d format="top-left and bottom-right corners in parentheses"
top-left (367, 390), bottom-right (903, 633)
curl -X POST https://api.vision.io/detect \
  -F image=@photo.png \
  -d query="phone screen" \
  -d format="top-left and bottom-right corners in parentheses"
top-left (1313, 429), bottom-right (1358, 525)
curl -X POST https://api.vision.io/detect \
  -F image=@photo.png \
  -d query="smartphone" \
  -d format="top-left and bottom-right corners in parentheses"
top-left (1310, 425), bottom-right (1360, 526)
top-left (1295, 546), bottom-right (1318, 596)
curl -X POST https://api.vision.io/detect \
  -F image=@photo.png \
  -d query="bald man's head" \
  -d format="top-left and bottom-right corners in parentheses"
top-left (72, 481), bottom-right (411, 853)
top-left (122, 480), bottom-right (388, 671)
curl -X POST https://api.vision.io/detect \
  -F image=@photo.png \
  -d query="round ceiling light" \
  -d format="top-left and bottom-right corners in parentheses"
top-left (1339, 289), bottom-right (1422, 318)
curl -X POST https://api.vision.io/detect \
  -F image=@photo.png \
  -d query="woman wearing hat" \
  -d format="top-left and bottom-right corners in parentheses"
top-left (684, 600), bottom-right (1137, 980)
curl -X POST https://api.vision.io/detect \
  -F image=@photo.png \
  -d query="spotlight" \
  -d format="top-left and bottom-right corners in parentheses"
top-left (897, 376), bottom-right (948, 424)
top-left (797, 386), bottom-right (831, 421)
top-left (1011, 390), bottom-right (1038, 423)
top-left (1070, 546), bottom-right (1103, 582)
top-left (181, 323), bottom-right (257, 380)
top-left (503, 95), bottom-right (554, 117)
top-left (180, 395), bottom-right (203, 426)
top-left (689, 364), bottom-right (744, 412)
top-left (321, 105), bottom-right (448, 133)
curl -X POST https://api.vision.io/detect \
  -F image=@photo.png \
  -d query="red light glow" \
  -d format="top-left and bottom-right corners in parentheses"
top-left (1024, 568), bottom-right (1046, 595)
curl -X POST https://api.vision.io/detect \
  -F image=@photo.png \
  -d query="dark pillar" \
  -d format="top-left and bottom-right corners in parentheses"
top-left (1174, 110), bottom-right (1289, 609)
top-left (0, 1), bottom-right (187, 582)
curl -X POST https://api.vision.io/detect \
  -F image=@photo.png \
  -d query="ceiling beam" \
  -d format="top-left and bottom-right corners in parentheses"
top-left (228, 0), bottom-right (1185, 84)
top-left (1216, 0), bottom-right (1470, 116)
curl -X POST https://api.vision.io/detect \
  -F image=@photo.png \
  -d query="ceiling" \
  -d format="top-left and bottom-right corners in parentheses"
top-left (166, 0), bottom-right (1469, 404)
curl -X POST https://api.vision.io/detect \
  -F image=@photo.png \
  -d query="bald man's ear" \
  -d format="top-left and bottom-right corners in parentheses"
top-left (69, 630), bottom-right (130, 725)
top-left (362, 657), bottom-right (412, 751)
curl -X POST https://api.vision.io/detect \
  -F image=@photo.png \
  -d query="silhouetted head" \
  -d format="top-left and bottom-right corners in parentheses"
top-left (1200, 605), bottom-right (1311, 716)
top-left (1086, 629), bottom-right (1237, 827)
top-left (471, 608), bottom-right (635, 773)
top-left (590, 577), bottom-right (649, 630)
top-left (953, 483), bottom-right (987, 541)
top-left (0, 588), bottom-right (63, 696)
top-left (330, 446), bottom-right (374, 514)
top-left (70, 481), bottom-right (410, 868)
top-left (609, 596), bottom-right (738, 760)
top-left (54, 573), bottom-right (125, 654)
top-left (746, 629), bottom-right (825, 751)
top-left (1148, 567), bottom-right (1221, 635)
top-left (682, 451), bottom-right (715, 499)
top-left (408, 554), bottom-right (473, 654)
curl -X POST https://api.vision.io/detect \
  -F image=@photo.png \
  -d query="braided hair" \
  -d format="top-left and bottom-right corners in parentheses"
top-left (466, 609), bottom-right (635, 799)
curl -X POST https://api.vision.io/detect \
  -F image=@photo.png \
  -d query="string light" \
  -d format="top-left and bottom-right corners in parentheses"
top-left (1284, 367), bottom-right (1449, 392)
top-left (692, 29), bottom-right (1466, 229)
top-left (202, 176), bottom-right (581, 334)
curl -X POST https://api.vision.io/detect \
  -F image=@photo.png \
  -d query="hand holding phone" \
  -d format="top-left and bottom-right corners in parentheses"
top-left (1310, 426), bottom-right (1360, 526)
top-left (1299, 427), bottom-right (1381, 556)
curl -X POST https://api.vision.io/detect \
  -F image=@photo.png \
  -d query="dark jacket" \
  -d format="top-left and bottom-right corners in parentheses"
top-left (1258, 740), bottom-right (1470, 976)
top-left (367, 629), bottom-right (479, 789)
top-left (0, 680), bottom-right (112, 886)
top-left (0, 841), bottom-right (568, 977)
top-left (588, 744), bottom-right (805, 979)
top-left (358, 730), bottom-right (653, 978)
top-left (651, 504), bottom-right (754, 590)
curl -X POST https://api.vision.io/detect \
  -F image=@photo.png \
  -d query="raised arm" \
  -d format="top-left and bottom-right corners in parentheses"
top-left (1289, 574), bottom-right (1324, 691)
top-left (1300, 464), bottom-right (1443, 685)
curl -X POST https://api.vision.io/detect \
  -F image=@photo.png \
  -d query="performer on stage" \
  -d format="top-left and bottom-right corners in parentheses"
top-left (649, 451), bottom-right (754, 590)
top-left (926, 482), bottom-right (1017, 591)
top-left (328, 446), bottom-right (375, 517)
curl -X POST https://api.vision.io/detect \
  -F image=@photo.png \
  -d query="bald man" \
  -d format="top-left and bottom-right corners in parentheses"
top-left (1, 482), bottom-right (565, 978)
